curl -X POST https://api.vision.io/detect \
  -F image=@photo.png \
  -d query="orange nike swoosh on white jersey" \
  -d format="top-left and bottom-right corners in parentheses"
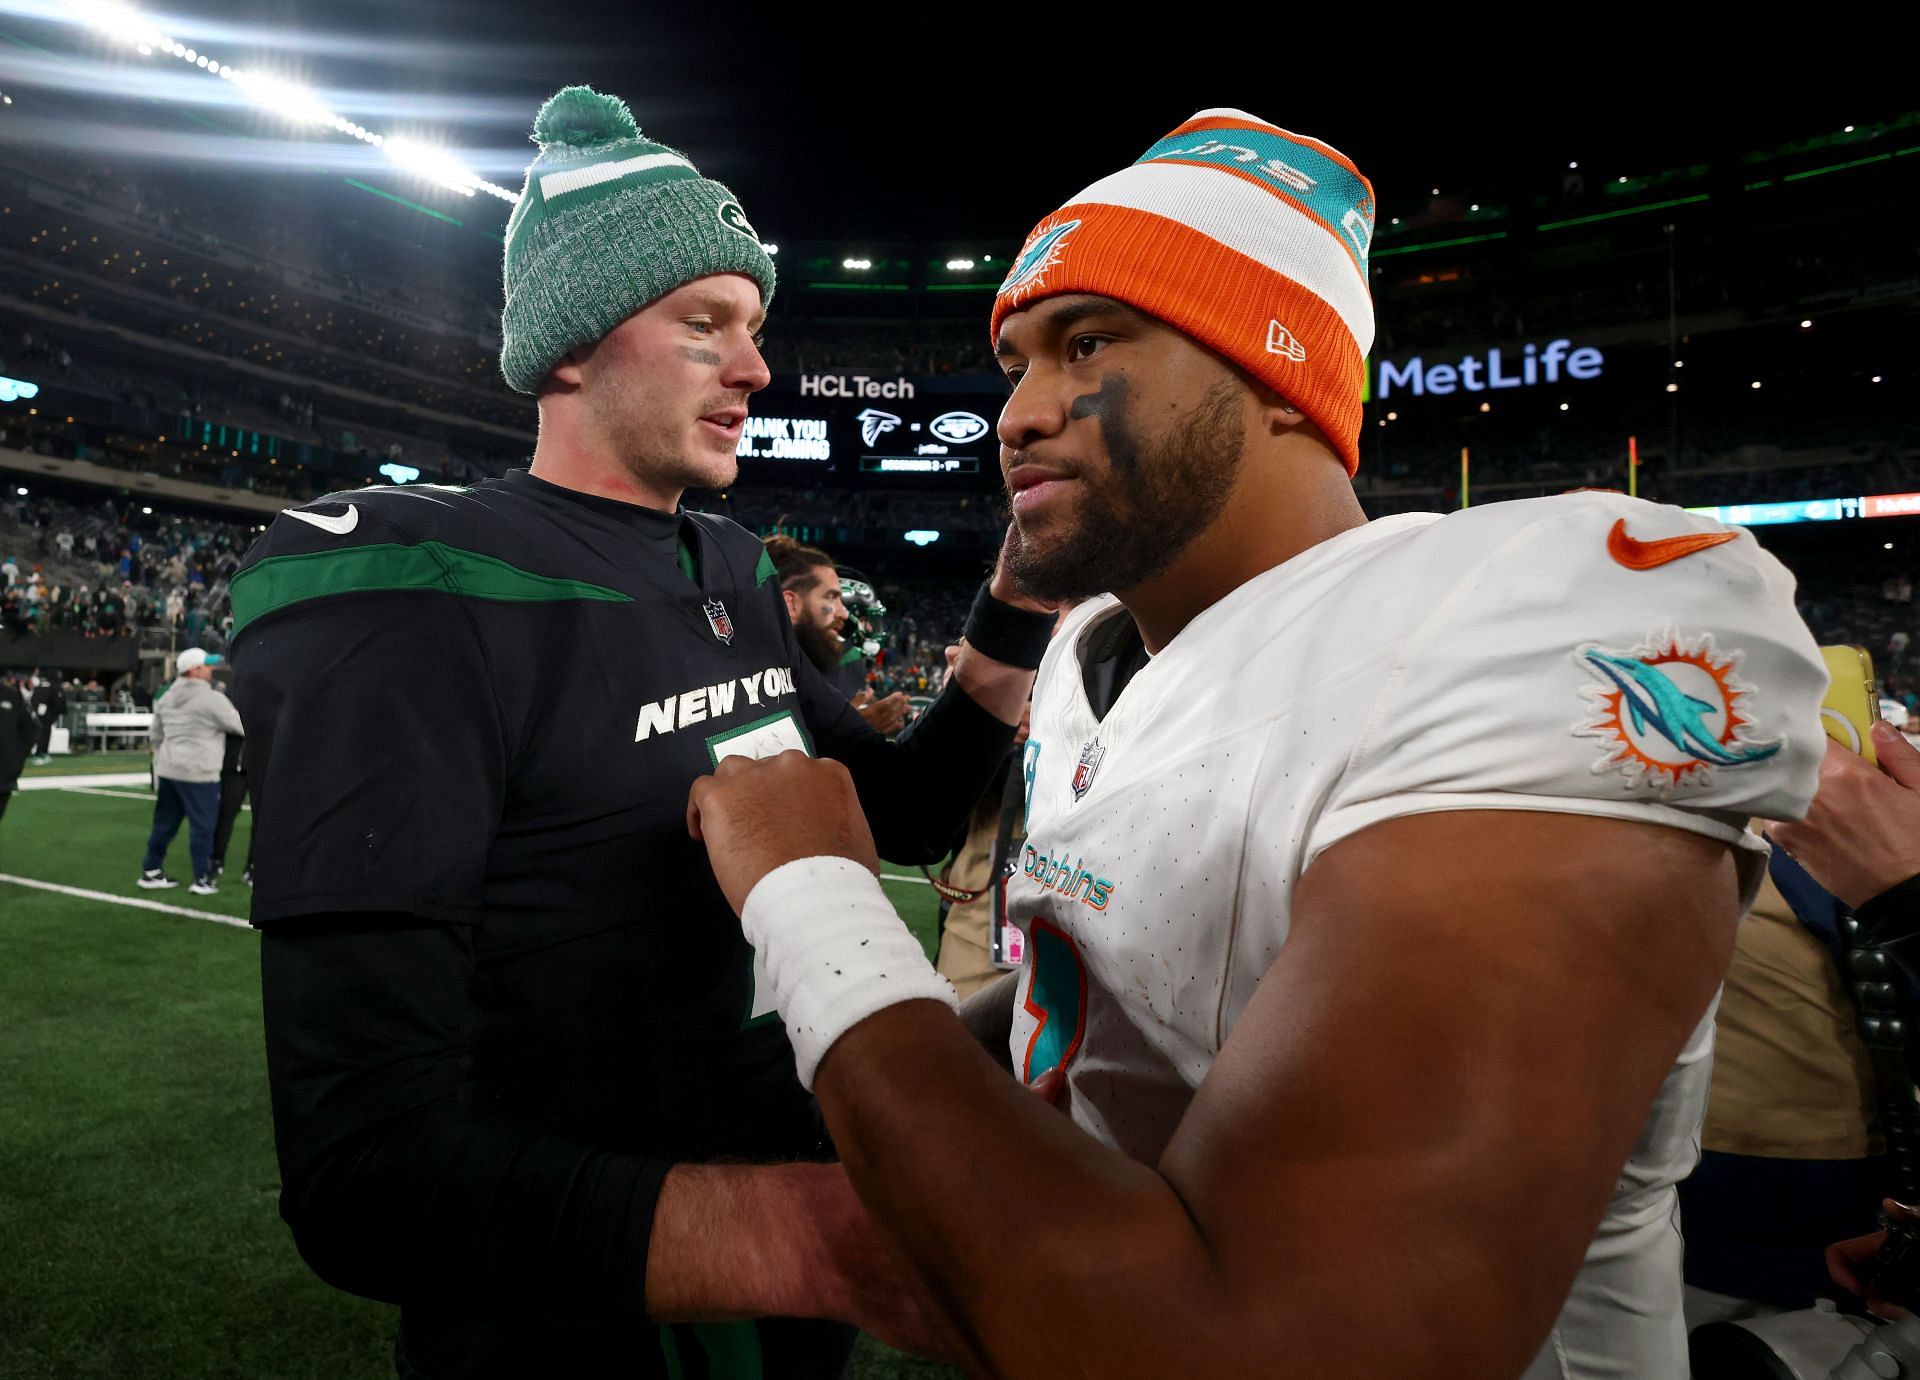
top-left (1605, 518), bottom-right (1739, 571)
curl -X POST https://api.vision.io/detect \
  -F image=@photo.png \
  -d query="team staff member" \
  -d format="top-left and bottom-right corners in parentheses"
top-left (688, 109), bottom-right (1830, 1378)
top-left (209, 724), bottom-right (250, 886)
top-left (0, 669), bottom-right (36, 826)
top-left (231, 87), bottom-right (1048, 1380)
top-left (766, 534), bottom-right (911, 735)
top-left (30, 667), bottom-right (63, 764)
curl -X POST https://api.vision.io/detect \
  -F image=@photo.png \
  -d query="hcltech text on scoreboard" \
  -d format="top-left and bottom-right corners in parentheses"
top-left (799, 374), bottom-right (917, 399)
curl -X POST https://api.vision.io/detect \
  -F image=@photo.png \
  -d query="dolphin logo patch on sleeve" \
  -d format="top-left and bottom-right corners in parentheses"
top-left (1574, 630), bottom-right (1782, 793)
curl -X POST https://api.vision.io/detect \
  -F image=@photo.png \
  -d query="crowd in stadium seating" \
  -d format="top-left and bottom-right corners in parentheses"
top-left (0, 490), bottom-right (245, 646)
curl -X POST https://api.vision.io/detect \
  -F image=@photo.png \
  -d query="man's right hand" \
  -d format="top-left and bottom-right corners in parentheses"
top-left (811, 1165), bottom-right (953, 1359)
top-left (855, 691), bottom-right (912, 735)
top-left (1767, 725), bottom-right (1920, 907)
top-left (1829, 1198), bottom-right (1920, 1318)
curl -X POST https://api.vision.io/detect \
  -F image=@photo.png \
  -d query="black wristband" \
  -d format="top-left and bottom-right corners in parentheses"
top-left (961, 584), bottom-right (1054, 669)
top-left (1856, 873), bottom-right (1920, 945)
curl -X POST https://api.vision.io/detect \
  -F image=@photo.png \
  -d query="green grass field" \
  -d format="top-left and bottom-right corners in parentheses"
top-left (0, 756), bottom-right (959, 1380)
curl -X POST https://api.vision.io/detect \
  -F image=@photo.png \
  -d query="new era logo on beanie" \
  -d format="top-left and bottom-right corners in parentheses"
top-left (499, 86), bottom-right (777, 394)
top-left (990, 108), bottom-right (1375, 475)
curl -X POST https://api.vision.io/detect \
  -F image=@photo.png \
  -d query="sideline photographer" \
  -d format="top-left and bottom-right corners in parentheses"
top-left (1769, 722), bottom-right (1920, 1318)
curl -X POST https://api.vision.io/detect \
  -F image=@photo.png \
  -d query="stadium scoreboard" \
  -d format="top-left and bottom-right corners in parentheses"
top-left (736, 372), bottom-right (1003, 486)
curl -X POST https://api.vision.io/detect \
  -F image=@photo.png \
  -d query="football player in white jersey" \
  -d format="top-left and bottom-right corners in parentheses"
top-left (688, 109), bottom-right (1829, 1378)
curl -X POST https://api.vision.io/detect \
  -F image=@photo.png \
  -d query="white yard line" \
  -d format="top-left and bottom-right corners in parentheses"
top-left (18, 773), bottom-right (152, 791)
top-left (3, 867), bottom-right (910, 927)
top-left (27, 783), bottom-right (251, 810)
top-left (0, 873), bottom-right (252, 928)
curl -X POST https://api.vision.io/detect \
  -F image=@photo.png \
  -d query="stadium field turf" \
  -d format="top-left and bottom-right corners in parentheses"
top-left (0, 757), bottom-right (962, 1380)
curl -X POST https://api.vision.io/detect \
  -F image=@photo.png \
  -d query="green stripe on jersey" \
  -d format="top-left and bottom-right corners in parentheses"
top-left (753, 546), bottom-right (776, 587)
top-left (230, 540), bottom-right (632, 634)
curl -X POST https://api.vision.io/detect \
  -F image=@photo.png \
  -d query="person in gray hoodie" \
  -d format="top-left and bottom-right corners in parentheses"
top-left (139, 648), bottom-right (243, 896)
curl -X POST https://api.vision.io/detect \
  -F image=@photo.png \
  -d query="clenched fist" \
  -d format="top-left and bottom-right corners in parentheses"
top-left (687, 752), bottom-right (881, 914)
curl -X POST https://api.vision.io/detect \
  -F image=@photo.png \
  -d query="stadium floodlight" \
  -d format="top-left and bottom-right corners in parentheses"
top-left (1559, 402), bottom-right (1570, 411)
top-left (1751, 381), bottom-right (1762, 390)
top-left (945, 258), bottom-right (975, 271)
top-left (54, 0), bottom-right (522, 205)
top-left (1568, 161), bottom-right (1579, 170)
top-left (226, 67), bottom-right (332, 126)
top-left (14, 486), bottom-right (25, 497)
top-left (761, 242), bottom-right (778, 255)
top-left (1873, 375), bottom-right (1884, 383)
top-left (71, 0), bottom-right (164, 48)
top-left (1800, 319), bottom-right (1813, 328)
top-left (842, 258), bottom-right (871, 270)
top-left (1846, 125), bottom-right (1856, 133)
top-left (384, 136), bottom-right (481, 197)
top-left (142, 505), bottom-right (153, 514)
top-left (1667, 382), bottom-right (1680, 393)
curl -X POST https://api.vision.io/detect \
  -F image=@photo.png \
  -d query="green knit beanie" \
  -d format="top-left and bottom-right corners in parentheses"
top-left (499, 86), bottom-right (777, 393)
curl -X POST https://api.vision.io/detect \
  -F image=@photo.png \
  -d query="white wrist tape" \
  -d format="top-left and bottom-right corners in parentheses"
top-left (740, 856), bottom-right (957, 1089)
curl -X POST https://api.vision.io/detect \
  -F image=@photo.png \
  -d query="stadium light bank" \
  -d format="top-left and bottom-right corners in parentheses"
top-left (60, 0), bottom-right (521, 204)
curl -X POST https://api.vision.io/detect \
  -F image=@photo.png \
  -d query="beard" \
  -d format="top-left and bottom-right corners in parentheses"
top-left (590, 371), bottom-right (744, 494)
top-left (1007, 377), bottom-right (1244, 603)
top-left (795, 617), bottom-right (847, 673)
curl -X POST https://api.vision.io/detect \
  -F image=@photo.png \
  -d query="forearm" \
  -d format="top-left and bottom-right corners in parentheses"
top-left (956, 970), bottom-right (1017, 1070)
top-left (283, 1099), bottom-right (668, 1322)
top-left (946, 644), bottom-right (1035, 728)
top-left (836, 686), bottom-right (1017, 864)
top-left (813, 1004), bottom-right (1223, 1378)
top-left (645, 1161), bottom-right (864, 1323)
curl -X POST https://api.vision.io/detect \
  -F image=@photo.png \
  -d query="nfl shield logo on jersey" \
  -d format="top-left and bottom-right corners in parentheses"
top-left (1071, 737), bottom-right (1105, 802)
top-left (703, 598), bottom-right (735, 645)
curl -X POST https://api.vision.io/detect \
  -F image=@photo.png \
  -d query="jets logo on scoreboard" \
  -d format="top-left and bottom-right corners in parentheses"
top-left (929, 411), bottom-right (990, 445)
top-left (703, 598), bottom-right (735, 645)
top-left (1071, 737), bottom-right (1105, 802)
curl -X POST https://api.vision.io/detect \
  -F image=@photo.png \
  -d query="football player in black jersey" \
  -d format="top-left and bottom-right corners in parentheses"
top-left (234, 86), bottom-right (1051, 1380)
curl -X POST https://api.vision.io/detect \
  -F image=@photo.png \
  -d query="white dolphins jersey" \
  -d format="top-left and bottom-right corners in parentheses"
top-left (1006, 492), bottom-right (1827, 1379)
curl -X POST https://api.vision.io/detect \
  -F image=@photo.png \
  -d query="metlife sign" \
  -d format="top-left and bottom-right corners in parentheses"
top-left (1368, 338), bottom-right (1606, 400)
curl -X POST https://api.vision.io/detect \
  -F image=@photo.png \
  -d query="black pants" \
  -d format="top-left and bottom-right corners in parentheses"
top-left (1679, 1148), bottom-right (1890, 1306)
top-left (34, 719), bottom-right (52, 755)
top-left (212, 770), bottom-right (249, 871)
top-left (0, 788), bottom-right (10, 824)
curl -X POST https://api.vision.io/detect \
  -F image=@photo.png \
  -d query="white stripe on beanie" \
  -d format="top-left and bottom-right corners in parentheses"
top-left (1063, 160), bottom-right (1374, 355)
top-left (538, 150), bottom-right (696, 201)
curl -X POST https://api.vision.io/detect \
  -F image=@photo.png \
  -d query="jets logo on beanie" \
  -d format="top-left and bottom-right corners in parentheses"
top-left (499, 86), bottom-right (777, 394)
top-left (990, 108), bottom-right (1375, 475)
